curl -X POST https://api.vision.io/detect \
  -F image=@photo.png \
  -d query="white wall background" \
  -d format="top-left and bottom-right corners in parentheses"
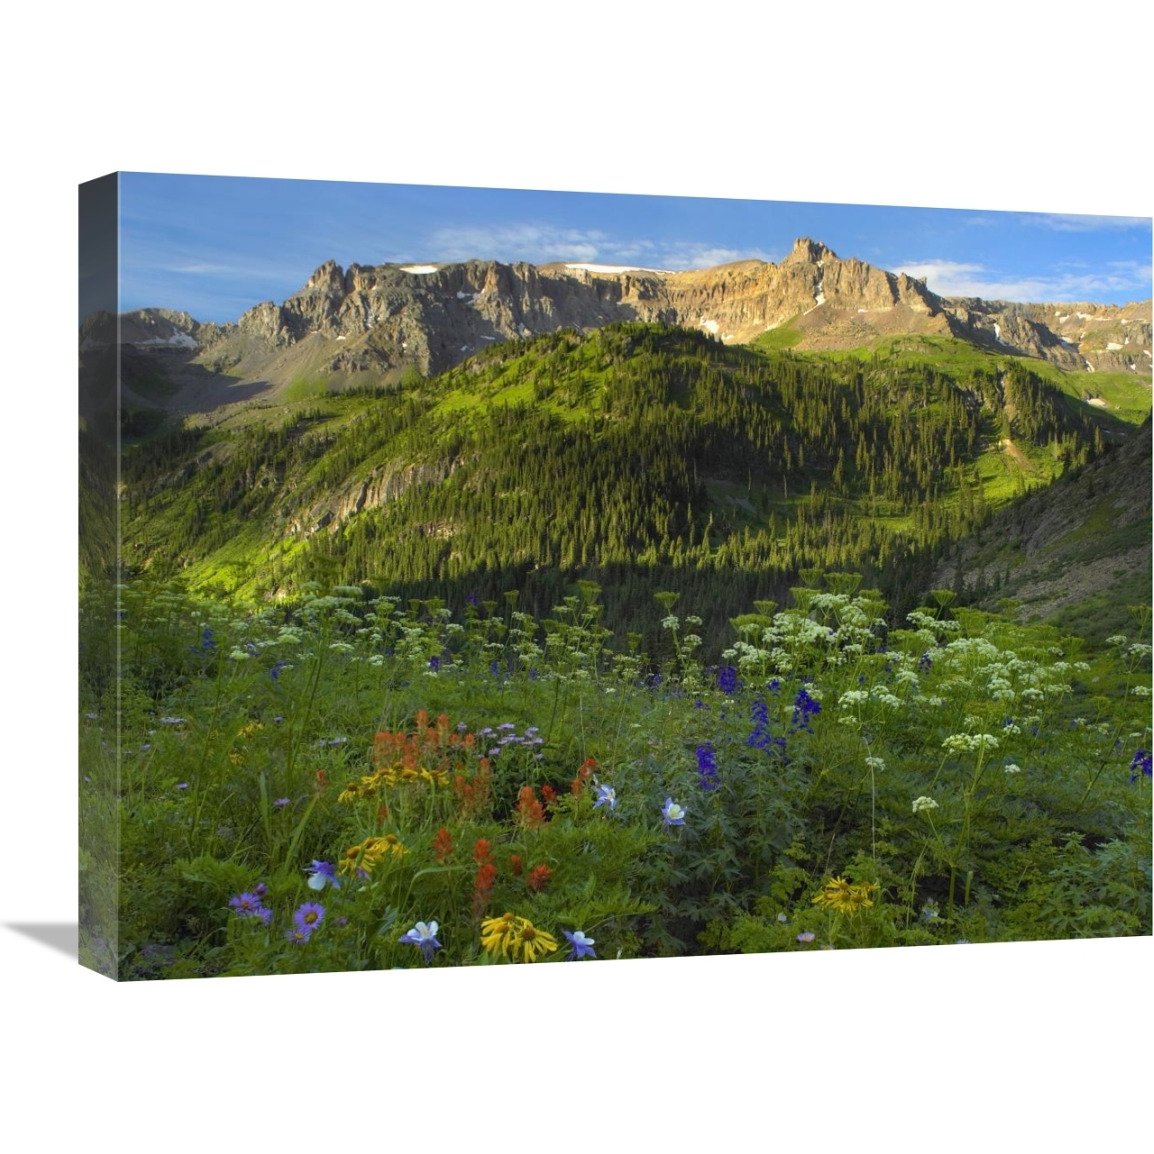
top-left (1, 5), bottom-right (1149, 1149)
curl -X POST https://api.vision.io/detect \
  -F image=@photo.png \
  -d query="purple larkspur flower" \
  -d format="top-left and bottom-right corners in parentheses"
top-left (1130, 749), bottom-right (1152, 783)
top-left (790, 687), bottom-right (821, 733)
top-left (717, 665), bottom-right (738, 695)
top-left (696, 742), bottom-right (720, 791)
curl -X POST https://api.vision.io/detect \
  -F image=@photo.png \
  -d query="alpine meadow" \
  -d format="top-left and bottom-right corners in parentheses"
top-left (79, 175), bottom-right (1153, 980)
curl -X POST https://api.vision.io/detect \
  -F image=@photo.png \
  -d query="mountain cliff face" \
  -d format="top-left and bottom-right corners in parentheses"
top-left (113, 239), bottom-right (1153, 402)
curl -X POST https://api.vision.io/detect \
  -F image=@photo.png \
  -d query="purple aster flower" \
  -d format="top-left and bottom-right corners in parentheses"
top-left (229, 892), bottom-right (273, 925)
top-left (796, 931), bottom-right (815, 943)
top-left (592, 782), bottom-right (617, 812)
top-left (292, 902), bottom-right (325, 935)
top-left (285, 928), bottom-right (311, 944)
top-left (563, 929), bottom-right (596, 960)
top-left (399, 920), bottom-right (441, 964)
top-left (305, 860), bottom-right (341, 891)
top-left (175, 782), bottom-right (188, 790)
top-left (273, 797), bottom-right (291, 808)
top-left (661, 797), bottom-right (686, 828)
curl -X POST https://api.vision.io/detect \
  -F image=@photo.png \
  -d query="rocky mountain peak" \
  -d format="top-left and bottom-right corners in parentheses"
top-left (782, 237), bottom-right (839, 266)
top-left (303, 260), bottom-right (346, 294)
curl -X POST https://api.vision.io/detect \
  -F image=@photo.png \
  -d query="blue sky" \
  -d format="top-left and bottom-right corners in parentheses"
top-left (118, 172), bottom-right (1152, 323)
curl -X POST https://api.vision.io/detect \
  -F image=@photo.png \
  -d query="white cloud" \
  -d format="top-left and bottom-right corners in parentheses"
top-left (895, 258), bottom-right (1152, 303)
top-left (419, 224), bottom-right (775, 272)
top-left (1024, 213), bottom-right (1151, 232)
top-left (660, 243), bottom-right (776, 269)
top-left (426, 223), bottom-right (612, 264)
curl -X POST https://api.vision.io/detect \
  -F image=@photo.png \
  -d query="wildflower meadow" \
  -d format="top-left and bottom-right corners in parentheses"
top-left (79, 575), bottom-right (1152, 979)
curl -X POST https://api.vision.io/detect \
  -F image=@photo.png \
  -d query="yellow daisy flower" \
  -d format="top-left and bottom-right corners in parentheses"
top-left (479, 913), bottom-right (558, 962)
top-left (510, 919), bottom-right (558, 963)
top-left (480, 912), bottom-right (518, 958)
top-left (338, 836), bottom-right (389, 875)
top-left (812, 876), bottom-right (879, 914)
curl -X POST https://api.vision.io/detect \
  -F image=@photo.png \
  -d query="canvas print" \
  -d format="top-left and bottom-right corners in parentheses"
top-left (79, 173), bottom-right (1152, 980)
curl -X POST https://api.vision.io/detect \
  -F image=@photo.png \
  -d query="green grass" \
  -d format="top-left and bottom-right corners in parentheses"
top-left (81, 576), bottom-right (1153, 980)
top-left (748, 319), bottom-right (803, 351)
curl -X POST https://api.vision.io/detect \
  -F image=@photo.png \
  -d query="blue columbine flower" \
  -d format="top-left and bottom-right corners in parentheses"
top-left (399, 920), bottom-right (441, 965)
top-left (696, 742), bottom-right (720, 792)
top-left (592, 782), bottom-right (617, 812)
top-left (563, 929), bottom-right (597, 960)
top-left (662, 797), bottom-right (686, 828)
top-left (306, 860), bottom-right (341, 891)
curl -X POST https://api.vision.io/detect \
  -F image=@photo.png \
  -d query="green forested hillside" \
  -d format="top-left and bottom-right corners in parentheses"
top-left (119, 323), bottom-right (1141, 648)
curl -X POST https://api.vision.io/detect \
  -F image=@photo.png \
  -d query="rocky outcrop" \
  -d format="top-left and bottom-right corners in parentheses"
top-left (121, 239), bottom-right (1153, 392)
top-left (293, 457), bottom-right (461, 536)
